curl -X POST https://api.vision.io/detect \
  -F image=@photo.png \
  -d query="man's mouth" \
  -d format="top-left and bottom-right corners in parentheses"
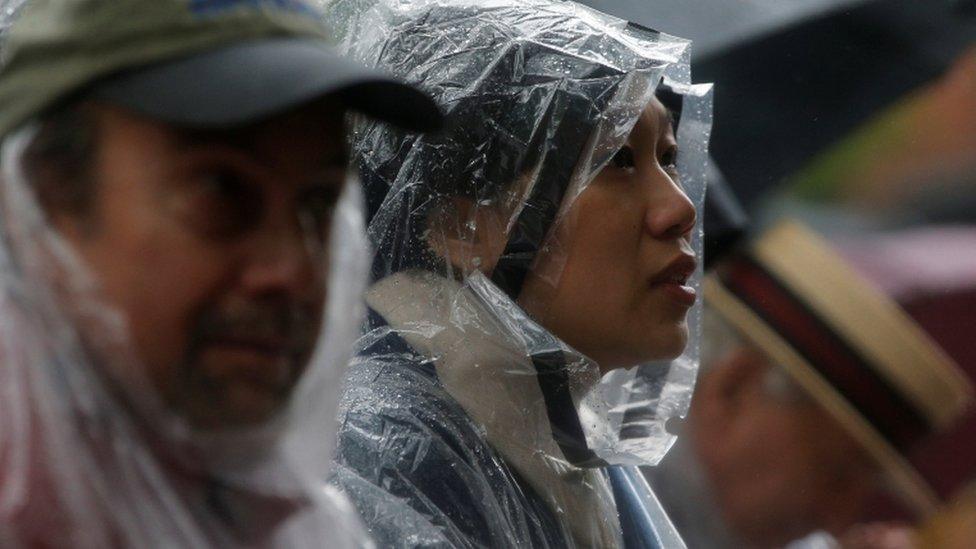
top-left (211, 336), bottom-right (294, 356)
top-left (200, 337), bottom-right (302, 391)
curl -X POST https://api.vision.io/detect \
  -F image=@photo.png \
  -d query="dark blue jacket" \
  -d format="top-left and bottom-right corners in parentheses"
top-left (333, 309), bottom-right (677, 548)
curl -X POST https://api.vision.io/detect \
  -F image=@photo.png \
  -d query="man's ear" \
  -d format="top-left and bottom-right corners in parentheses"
top-left (690, 346), bottom-right (768, 464)
top-left (426, 196), bottom-right (511, 274)
top-left (700, 345), bottom-right (769, 413)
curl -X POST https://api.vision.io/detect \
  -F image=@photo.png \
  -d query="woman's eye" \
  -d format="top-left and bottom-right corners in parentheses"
top-left (661, 146), bottom-right (679, 174)
top-left (610, 146), bottom-right (636, 170)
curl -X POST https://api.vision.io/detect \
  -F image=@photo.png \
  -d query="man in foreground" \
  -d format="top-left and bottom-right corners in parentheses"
top-left (0, 0), bottom-right (439, 546)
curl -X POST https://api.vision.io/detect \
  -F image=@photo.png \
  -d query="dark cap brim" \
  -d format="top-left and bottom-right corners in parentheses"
top-left (90, 38), bottom-right (442, 132)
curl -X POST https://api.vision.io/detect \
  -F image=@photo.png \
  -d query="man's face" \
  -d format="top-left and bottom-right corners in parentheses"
top-left (57, 101), bottom-right (348, 430)
top-left (519, 98), bottom-right (698, 371)
top-left (692, 346), bottom-right (878, 546)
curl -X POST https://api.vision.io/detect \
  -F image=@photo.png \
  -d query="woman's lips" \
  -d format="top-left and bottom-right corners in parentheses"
top-left (654, 281), bottom-right (698, 306)
top-left (649, 254), bottom-right (698, 307)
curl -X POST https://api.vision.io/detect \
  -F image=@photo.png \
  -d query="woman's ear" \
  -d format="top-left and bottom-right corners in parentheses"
top-left (426, 196), bottom-right (511, 274)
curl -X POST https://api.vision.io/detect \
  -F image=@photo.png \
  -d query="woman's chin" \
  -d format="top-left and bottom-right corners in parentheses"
top-left (596, 335), bottom-right (689, 373)
top-left (642, 324), bottom-right (690, 362)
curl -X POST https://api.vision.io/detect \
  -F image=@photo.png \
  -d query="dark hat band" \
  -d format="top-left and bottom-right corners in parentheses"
top-left (720, 255), bottom-right (930, 452)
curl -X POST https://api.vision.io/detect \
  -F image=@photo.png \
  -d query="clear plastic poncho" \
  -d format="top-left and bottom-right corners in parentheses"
top-left (0, 119), bottom-right (372, 548)
top-left (327, 1), bottom-right (712, 547)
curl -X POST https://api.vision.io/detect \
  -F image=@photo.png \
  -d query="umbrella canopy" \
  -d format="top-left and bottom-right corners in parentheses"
top-left (579, 0), bottom-right (873, 59)
top-left (785, 45), bottom-right (976, 224)
top-left (580, 0), bottom-right (976, 209)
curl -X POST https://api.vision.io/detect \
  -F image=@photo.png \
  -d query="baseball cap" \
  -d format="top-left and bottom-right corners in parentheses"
top-left (0, 0), bottom-right (443, 138)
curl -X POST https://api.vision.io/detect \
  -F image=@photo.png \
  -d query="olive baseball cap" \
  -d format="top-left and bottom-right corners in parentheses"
top-left (0, 0), bottom-right (443, 139)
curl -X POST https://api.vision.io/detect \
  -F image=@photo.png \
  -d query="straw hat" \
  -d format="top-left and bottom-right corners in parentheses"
top-left (705, 220), bottom-right (973, 516)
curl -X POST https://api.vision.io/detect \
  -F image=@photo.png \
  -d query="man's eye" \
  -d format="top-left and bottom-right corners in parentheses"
top-left (610, 146), bottom-right (636, 170)
top-left (297, 185), bottom-right (341, 241)
top-left (200, 171), bottom-right (246, 199)
top-left (190, 170), bottom-right (261, 238)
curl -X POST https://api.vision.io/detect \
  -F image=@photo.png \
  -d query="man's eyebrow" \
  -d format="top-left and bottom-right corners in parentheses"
top-left (174, 128), bottom-right (259, 156)
top-left (322, 147), bottom-right (350, 168)
top-left (175, 130), bottom-right (349, 171)
top-left (306, 165), bottom-right (347, 186)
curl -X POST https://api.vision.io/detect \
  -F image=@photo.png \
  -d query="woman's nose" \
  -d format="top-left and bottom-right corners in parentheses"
top-left (645, 177), bottom-right (697, 239)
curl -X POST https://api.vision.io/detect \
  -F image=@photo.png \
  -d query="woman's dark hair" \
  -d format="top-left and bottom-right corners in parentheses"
top-left (358, 3), bottom-right (628, 291)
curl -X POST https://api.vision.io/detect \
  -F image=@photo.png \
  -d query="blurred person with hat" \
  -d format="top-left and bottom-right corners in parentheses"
top-left (913, 484), bottom-right (976, 549)
top-left (646, 220), bottom-right (973, 548)
top-left (0, 0), bottom-right (440, 547)
top-left (834, 224), bottom-right (976, 549)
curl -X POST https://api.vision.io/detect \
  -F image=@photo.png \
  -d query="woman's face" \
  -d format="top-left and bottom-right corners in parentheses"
top-left (518, 98), bottom-right (697, 371)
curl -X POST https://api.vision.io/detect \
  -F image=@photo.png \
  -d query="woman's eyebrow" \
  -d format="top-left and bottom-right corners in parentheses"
top-left (659, 107), bottom-right (677, 136)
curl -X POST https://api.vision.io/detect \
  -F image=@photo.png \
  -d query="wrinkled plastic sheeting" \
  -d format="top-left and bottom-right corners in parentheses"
top-left (0, 0), bottom-right (24, 31)
top-left (0, 0), bottom-right (26, 49)
top-left (331, 0), bottom-right (710, 467)
top-left (0, 120), bottom-right (373, 547)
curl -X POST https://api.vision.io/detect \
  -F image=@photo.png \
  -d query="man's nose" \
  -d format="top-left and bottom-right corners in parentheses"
top-left (239, 218), bottom-right (325, 298)
top-left (645, 176), bottom-right (697, 240)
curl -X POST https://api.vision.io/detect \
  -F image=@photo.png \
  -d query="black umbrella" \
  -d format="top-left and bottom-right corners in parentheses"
top-left (581, 0), bottom-right (874, 59)
top-left (580, 0), bottom-right (879, 262)
top-left (702, 162), bottom-right (750, 268)
top-left (580, 0), bottom-right (976, 208)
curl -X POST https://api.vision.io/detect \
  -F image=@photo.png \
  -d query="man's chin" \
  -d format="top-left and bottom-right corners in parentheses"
top-left (175, 378), bottom-right (294, 431)
top-left (180, 346), bottom-right (309, 429)
top-left (216, 380), bottom-right (290, 427)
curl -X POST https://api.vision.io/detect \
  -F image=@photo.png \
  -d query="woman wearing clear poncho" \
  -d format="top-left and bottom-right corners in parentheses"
top-left (329, 0), bottom-right (713, 547)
